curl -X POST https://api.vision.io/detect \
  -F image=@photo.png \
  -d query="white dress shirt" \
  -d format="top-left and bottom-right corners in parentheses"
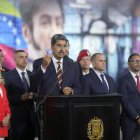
top-left (16, 67), bottom-right (30, 86)
top-left (93, 69), bottom-right (109, 90)
top-left (129, 70), bottom-right (140, 85)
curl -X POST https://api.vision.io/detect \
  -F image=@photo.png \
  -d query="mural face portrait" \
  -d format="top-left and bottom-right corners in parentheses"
top-left (22, 0), bottom-right (63, 61)
top-left (1, 0), bottom-right (140, 80)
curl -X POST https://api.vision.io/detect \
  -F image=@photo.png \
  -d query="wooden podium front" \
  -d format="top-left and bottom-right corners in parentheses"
top-left (42, 94), bottom-right (121, 140)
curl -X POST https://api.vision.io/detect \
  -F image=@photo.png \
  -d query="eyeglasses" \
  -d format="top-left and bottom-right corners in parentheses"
top-left (129, 59), bottom-right (140, 63)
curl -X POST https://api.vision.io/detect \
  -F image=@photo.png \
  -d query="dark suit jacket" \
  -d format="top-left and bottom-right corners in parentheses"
top-left (82, 70), bottom-right (116, 94)
top-left (34, 57), bottom-right (81, 96)
top-left (33, 57), bottom-right (43, 72)
top-left (117, 72), bottom-right (140, 120)
top-left (4, 69), bottom-right (36, 126)
top-left (33, 56), bottom-right (74, 72)
top-left (117, 72), bottom-right (140, 139)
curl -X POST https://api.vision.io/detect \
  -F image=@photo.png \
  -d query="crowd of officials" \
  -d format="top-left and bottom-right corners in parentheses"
top-left (0, 34), bottom-right (140, 140)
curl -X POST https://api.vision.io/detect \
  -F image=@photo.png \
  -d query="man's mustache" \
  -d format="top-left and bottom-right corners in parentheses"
top-left (58, 51), bottom-right (64, 53)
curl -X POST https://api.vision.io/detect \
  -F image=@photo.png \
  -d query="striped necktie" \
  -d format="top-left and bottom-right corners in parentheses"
top-left (56, 61), bottom-right (63, 89)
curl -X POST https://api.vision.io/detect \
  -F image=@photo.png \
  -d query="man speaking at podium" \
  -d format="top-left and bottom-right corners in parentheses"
top-left (32, 34), bottom-right (81, 96)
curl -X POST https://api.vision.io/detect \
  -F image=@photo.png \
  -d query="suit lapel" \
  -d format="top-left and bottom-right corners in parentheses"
top-left (62, 59), bottom-right (69, 88)
top-left (91, 71), bottom-right (105, 92)
top-left (128, 72), bottom-right (138, 92)
top-left (14, 69), bottom-right (25, 89)
top-left (91, 71), bottom-right (101, 83)
top-left (105, 75), bottom-right (112, 93)
top-left (48, 60), bottom-right (57, 76)
top-left (15, 69), bottom-right (32, 91)
top-left (48, 60), bottom-right (58, 87)
top-left (27, 70), bottom-right (31, 77)
top-left (26, 70), bottom-right (31, 88)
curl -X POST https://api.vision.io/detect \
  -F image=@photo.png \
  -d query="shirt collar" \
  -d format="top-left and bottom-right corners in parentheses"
top-left (52, 55), bottom-right (63, 64)
top-left (16, 67), bottom-right (27, 74)
top-left (83, 70), bottom-right (90, 75)
top-left (129, 70), bottom-right (140, 77)
top-left (93, 69), bottom-right (104, 77)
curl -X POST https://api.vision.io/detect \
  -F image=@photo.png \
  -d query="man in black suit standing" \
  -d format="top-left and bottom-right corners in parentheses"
top-left (5, 50), bottom-right (36, 140)
top-left (31, 34), bottom-right (81, 96)
top-left (31, 38), bottom-right (73, 93)
top-left (82, 53), bottom-right (116, 94)
top-left (118, 53), bottom-right (140, 140)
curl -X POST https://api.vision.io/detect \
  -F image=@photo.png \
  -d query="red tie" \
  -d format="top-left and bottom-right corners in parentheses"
top-left (56, 61), bottom-right (63, 89)
top-left (135, 75), bottom-right (140, 93)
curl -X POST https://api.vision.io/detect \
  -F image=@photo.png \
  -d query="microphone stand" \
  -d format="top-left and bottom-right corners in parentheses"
top-left (35, 57), bottom-right (75, 140)
top-left (39, 105), bottom-right (44, 140)
top-left (35, 80), bottom-right (59, 140)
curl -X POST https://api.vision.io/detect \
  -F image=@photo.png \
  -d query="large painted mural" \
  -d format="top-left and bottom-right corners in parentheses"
top-left (0, 0), bottom-right (140, 80)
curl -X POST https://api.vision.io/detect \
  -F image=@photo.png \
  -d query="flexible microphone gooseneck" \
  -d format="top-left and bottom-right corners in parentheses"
top-left (35, 57), bottom-right (76, 140)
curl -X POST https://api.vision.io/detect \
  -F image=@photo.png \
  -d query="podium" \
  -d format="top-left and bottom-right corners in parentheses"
top-left (42, 94), bottom-right (121, 140)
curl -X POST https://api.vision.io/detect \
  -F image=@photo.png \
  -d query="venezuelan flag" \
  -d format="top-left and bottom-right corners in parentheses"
top-left (0, 0), bottom-right (27, 69)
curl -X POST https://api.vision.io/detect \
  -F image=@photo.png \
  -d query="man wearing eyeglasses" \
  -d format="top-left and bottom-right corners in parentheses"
top-left (118, 53), bottom-right (140, 140)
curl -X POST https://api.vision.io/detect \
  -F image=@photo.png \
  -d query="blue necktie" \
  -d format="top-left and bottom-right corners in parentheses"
top-left (100, 74), bottom-right (108, 93)
top-left (21, 72), bottom-right (29, 91)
